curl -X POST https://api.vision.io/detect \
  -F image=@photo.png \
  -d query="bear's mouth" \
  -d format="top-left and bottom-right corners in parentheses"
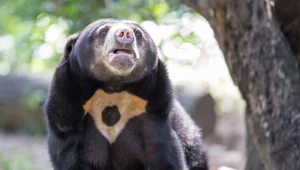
top-left (109, 49), bottom-right (136, 59)
top-left (113, 49), bottom-right (132, 55)
top-left (106, 48), bottom-right (136, 75)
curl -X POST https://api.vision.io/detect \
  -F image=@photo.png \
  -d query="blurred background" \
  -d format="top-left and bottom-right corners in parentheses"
top-left (0, 0), bottom-right (245, 169)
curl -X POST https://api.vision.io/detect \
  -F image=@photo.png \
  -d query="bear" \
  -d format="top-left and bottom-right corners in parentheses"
top-left (44, 18), bottom-right (208, 170)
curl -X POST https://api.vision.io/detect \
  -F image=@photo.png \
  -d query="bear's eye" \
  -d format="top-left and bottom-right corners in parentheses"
top-left (134, 30), bottom-right (142, 39)
top-left (99, 28), bottom-right (108, 37)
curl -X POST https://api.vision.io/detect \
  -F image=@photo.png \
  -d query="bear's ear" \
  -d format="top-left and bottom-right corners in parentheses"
top-left (58, 32), bottom-right (81, 67)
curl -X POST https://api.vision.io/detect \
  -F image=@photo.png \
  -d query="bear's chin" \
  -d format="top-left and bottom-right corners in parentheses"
top-left (102, 57), bottom-right (135, 77)
top-left (103, 62), bottom-right (136, 76)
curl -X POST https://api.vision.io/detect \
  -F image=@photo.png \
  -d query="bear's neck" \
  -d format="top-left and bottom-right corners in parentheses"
top-left (80, 59), bottom-right (173, 117)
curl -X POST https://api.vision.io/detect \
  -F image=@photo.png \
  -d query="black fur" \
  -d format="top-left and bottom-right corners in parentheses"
top-left (102, 106), bottom-right (121, 126)
top-left (45, 19), bottom-right (208, 170)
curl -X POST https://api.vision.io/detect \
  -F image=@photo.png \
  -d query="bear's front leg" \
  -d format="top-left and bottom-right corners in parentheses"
top-left (45, 62), bottom-right (87, 135)
top-left (140, 114), bottom-right (188, 170)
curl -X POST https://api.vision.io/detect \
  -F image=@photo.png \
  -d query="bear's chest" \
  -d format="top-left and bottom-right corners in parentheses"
top-left (83, 89), bottom-right (147, 143)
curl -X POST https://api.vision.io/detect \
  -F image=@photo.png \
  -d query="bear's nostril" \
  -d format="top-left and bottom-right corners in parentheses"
top-left (126, 32), bottom-right (131, 38)
top-left (118, 31), bottom-right (124, 37)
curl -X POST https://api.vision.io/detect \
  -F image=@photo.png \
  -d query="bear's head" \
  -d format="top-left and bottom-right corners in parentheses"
top-left (61, 19), bottom-right (158, 89)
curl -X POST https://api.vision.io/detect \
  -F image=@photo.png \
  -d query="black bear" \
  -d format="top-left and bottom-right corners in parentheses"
top-left (45, 18), bottom-right (208, 170)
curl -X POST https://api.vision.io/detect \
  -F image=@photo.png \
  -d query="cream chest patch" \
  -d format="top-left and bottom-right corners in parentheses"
top-left (83, 89), bottom-right (147, 143)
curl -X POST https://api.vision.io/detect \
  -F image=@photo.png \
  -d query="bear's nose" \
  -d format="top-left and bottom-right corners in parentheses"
top-left (115, 28), bottom-right (134, 45)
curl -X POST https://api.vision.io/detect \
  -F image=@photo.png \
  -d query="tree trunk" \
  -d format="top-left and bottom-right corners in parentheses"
top-left (182, 0), bottom-right (300, 169)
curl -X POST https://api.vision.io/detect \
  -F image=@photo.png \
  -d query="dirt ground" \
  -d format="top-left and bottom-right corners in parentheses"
top-left (0, 113), bottom-right (245, 170)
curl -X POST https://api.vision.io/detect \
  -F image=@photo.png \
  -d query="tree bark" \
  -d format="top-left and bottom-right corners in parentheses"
top-left (182, 0), bottom-right (300, 169)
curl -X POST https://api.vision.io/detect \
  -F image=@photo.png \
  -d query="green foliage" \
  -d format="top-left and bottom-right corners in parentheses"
top-left (0, 153), bottom-right (34, 170)
top-left (26, 90), bottom-right (46, 112)
top-left (0, 0), bottom-right (204, 74)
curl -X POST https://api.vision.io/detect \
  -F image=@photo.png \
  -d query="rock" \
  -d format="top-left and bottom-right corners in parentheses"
top-left (0, 73), bottom-right (50, 133)
top-left (175, 85), bottom-right (217, 138)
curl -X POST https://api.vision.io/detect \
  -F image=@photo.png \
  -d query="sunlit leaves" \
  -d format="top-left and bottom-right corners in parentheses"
top-left (149, 0), bottom-right (170, 19)
top-left (0, 0), bottom-right (207, 74)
